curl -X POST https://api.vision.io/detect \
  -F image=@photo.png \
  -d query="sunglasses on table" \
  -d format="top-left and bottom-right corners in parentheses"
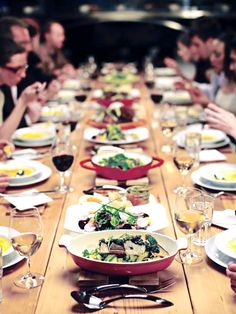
top-left (3, 64), bottom-right (29, 73)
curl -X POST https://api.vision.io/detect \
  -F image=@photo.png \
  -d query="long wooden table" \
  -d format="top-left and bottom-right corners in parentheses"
top-left (1, 82), bottom-right (236, 314)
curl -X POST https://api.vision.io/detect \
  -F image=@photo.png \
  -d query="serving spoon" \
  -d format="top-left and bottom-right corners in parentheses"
top-left (71, 292), bottom-right (173, 310)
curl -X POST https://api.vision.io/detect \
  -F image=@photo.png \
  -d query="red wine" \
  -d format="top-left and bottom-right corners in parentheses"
top-left (75, 95), bottom-right (87, 102)
top-left (151, 94), bottom-right (163, 104)
top-left (145, 80), bottom-right (155, 89)
top-left (52, 154), bottom-right (74, 172)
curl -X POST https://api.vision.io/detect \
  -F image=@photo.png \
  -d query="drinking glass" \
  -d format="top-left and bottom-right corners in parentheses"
top-left (174, 188), bottom-right (205, 264)
top-left (51, 140), bottom-right (75, 193)
top-left (160, 108), bottom-right (177, 153)
top-left (175, 106), bottom-right (188, 128)
top-left (173, 144), bottom-right (196, 194)
top-left (191, 193), bottom-right (215, 246)
top-left (185, 131), bottom-right (201, 166)
top-left (9, 207), bottom-right (44, 289)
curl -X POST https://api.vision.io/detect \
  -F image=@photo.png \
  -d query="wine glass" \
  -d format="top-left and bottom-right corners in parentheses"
top-left (9, 207), bottom-right (44, 289)
top-left (174, 188), bottom-right (205, 264)
top-left (173, 143), bottom-right (195, 194)
top-left (51, 140), bottom-right (75, 193)
top-left (160, 107), bottom-right (177, 153)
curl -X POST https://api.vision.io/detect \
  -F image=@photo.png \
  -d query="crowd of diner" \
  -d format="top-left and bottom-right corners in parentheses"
top-left (0, 14), bottom-right (236, 294)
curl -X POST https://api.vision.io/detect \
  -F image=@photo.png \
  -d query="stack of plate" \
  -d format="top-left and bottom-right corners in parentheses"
top-left (12, 126), bottom-right (55, 147)
top-left (205, 229), bottom-right (236, 268)
top-left (0, 226), bottom-right (24, 269)
top-left (191, 163), bottom-right (236, 191)
top-left (176, 128), bottom-right (230, 149)
top-left (0, 160), bottom-right (52, 187)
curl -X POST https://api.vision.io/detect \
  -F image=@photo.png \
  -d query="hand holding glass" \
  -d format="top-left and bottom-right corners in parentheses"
top-left (9, 207), bottom-right (44, 289)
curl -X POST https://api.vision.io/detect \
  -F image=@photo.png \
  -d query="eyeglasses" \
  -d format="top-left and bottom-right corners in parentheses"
top-left (3, 64), bottom-right (29, 74)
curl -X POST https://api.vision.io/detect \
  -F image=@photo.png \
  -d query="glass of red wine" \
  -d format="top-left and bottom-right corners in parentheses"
top-left (51, 140), bottom-right (75, 193)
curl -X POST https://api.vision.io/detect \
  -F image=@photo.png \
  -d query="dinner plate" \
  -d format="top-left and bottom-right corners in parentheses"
top-left (205, 234), bottom-right (235, 268)
top-left (12, 126), bottom-right (55, 147)
top-left (212, 210), bottom-right (236, 229)
top-left (13, 127), bottom-right (54, 142)
top-left (0, 160), bottom-right (41, 184)
top-left (64, 197), bottom-right (169, 234)
top-left (40, 104), bottom-right (70, 122)
top-left (191, 169), bottom-right (236, 191)
top-left (199, 164), bottom-right (236, 188)
top-left (154, 67), bottom-right (177, 76)
top-left (84, 127), bottom-right (149, 145)
top-left (8, 163), bottom-right (52, 187)
top-left (162, 90), bottom-right (191, 105)
top-left (215, 229), bottom-right (236, 259)
top-left (175, 129), bottom-right (229, 149)
top-left (0, 226), bottom-right (25, 269)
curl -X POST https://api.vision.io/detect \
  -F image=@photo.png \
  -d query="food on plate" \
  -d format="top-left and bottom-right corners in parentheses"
top-left (99, 153), bottom-right (143, 170)
top-left (213, 170), bottom-right (236, 181)
top-left (78, 202), bottom-right (150, 232)
top-left (126, 185), bottom-right (150, 206)
top-left (82, 233), bottom-right (169, 262)
top-left (92, 125), bottom-right (126, 141)
top-left (94, 103), bottom-right (135, 124)
top-left (227, 239), bottom-right (236, 254)
top-left (0, 167), bottom-right (35, 177)
top-left (17, 131), bottom-right (51, 140)
top-left (201, 134), bottom-right (218, 142)
top-left (0, 236), bottom-right (11, 253)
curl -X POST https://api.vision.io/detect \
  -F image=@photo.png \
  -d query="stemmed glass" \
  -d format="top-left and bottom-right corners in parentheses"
top-left (9, 207), bottom-right (44, 289)
top-left (173, 143), bottom-right (195, 194)
top-left (51, 140), bottom-right (75, 193)
top-left (160, 107), bottom-right (177, 153)
top-left (174, 188), bottom-right (205, 264)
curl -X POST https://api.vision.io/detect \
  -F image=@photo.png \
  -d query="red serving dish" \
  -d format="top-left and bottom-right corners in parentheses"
top-left (86, 119), bottom-right (146, 130)
top-left (92, 97), bottom-right (140, 107)
top-left (66, 230), bottom-right (187, 276)
top-left (80, 152), bottom-right (164, 180)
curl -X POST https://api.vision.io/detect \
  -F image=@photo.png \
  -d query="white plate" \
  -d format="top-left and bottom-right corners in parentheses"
top-left (175, 129), bottom-right (229, 149)
top-left (205, 234), bottom-right (235, 268)
top-left (64, 196), bottom-right (169, 234)
top-left (199, 164), bottom-right (236, 188)
top-left (212, 210), bottom-right (236, 229)
top-left (8, 163), bottom-right (52, 187)
top-left (162, 90), bottom-right (191, 105)
top-left (11, 149), bottom-right (46, 160)
top-left (191, 169), bottom-right (236, 191)
top-left (215, 229), bottom-right (236, 259)
top-left (12, 127), bottom-right (54, 143)
top-left (0, 160), bottom-right (41, 184)
top-left (154, 67), bottom-right (177, 76)
top-left (84, 127), bottom-right (149, 145)
top-left (200, 129), bottom-right (226, 144)
top-left (0, 226), bottom-right (25, 268)
top-left (13, 138), bottom-right (54, 147)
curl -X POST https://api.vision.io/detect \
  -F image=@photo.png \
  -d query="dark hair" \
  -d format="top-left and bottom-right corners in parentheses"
top-left (0, 37), bottom-right (25, 67)
top-left (40, 20), bottom-right (61, 43)
top-left (177, 31), bottom-right (191, 47)
top-left (190, 17), bottom-right (221, 42)
top-left (229, 36), bottom-right (236, 54)
top-left (22, 18), bottom-right (40, 38)
top-left (0, 16), bottom-right (28, 39)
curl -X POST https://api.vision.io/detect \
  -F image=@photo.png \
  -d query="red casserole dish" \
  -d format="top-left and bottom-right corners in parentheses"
top-left (80, 152), bottom-right (164, 180)
top-left (65, 230), bottom-right (187, 276)
top-left (92, 97), bottom-right (140, 107)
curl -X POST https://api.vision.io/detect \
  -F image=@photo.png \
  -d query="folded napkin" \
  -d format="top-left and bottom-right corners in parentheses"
top-left (199, 149), bottom-right (226, 162)
top-left (4, 189), bottom-right (52, 211)
top-left (212, 209), bottom-right (236, 228)
top-left (11, 149), bottom-right (45, 160)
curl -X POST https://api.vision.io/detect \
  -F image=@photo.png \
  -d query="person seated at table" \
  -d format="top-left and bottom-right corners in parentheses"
top-left (0, 37), bottom-right (46, 139)
top-left (164, 31), bottom-right (196, 80)
top-left (205, 103), bottom-right (236, 139)
top-left (37, 20), bottom-right (76, 78)
top-left (0, 139), bottom-right (14, 192)
top-left (226, 262), bottom-right (236, 294)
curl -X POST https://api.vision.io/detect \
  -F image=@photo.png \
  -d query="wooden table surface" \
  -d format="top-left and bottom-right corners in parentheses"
top-left (1, 82), bottom-right (236, 314)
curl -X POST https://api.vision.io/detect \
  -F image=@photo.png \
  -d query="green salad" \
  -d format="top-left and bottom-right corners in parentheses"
top-left (82, 234), bottom-right (168, 263)
top-left (99, 153), bottom-right (143, 170)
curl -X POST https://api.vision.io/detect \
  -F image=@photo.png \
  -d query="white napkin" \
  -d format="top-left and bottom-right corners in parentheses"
top-left (4, 189), bottom-right (52, 211)
top-left (212, 209), bottom-right (236, 228)
top-left (11, 149), bottom-right (44, 160)
top-left (199, 149), bottom-right (226, 162)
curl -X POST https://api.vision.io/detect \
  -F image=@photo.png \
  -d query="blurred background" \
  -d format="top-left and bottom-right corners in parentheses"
top-left (2, 1), bottom-right (236, 66)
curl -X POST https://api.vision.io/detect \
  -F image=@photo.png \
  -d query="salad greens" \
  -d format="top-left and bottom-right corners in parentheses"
top-left (99, 153), bottom-right (142, 170)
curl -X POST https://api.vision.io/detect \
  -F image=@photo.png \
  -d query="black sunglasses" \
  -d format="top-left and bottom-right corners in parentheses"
top-left (4, 64), bottom-right (29, 74)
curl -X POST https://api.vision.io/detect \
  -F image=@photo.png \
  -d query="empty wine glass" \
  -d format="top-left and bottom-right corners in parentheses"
top-left (9, 207), bottom-right (44, 289)
top-left (160, 107), bottom-right (177, 153)
top-left (173, 143), bottom-right (196, 194)
top-left (51, 140), bottom-right (75, 193)
top-left (174, 188), bottom-right (205, 264)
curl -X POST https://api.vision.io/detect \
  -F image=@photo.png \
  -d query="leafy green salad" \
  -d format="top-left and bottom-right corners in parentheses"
top-left (99, 153), bottom-right (143, 170)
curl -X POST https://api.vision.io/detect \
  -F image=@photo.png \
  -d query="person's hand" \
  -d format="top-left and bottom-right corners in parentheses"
top-left (226, 262), bottom-right (236, 293)
top-left (62, 64), bottom-right (76, 77)
top-left (205, 103), bottom-right (236, 138)
top-left (189, 86), bottom-right (210, 105)
top-left (45, 80), bottom-right (61, 100)
top-left (0, 173), bottom-right (9, 192)
top-left (26, 101), bottom-right (43, 124)
top-left (164, 57), bottom-right (179, 71)
top-left (0, 140), bottom-right (15, 160)
top-left (19, 82), bottom-right (47, 105)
